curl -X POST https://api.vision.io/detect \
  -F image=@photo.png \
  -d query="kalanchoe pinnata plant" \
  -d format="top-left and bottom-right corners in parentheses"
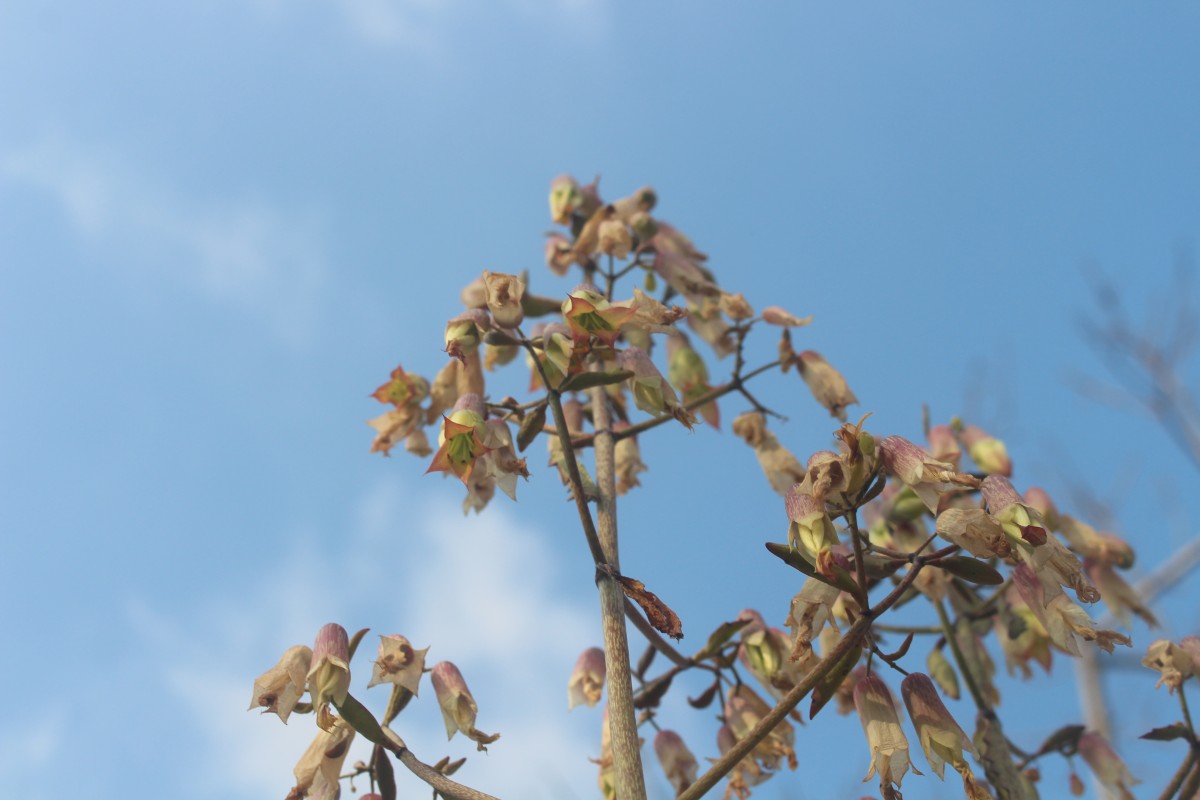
top-left (248, 174), bottom-right (1189, 800)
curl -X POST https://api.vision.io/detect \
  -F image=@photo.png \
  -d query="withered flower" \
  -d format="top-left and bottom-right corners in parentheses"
top-left (482, 271), bottom-right (525, 329)
top-left (430, 661), bottom-right (500, 751)
top-left (795, 350), bottom-right (857, 422)
top-left (568, 647), bottom-right (606, 710)
top-left (654, 729), bottom-right (698, 796)
top-left (854, 674), bottom-right (918, 791)
top-left (367, 634), bottom-right (428, 695)
top-left (248, 644), bottom-right (312, 723)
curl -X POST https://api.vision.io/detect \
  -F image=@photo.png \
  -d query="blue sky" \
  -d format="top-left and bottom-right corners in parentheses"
top-left (2, 2), bottom-right (1199, 798)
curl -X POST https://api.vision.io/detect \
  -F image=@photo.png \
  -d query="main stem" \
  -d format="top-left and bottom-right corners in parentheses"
top-left (591, 382), bottom-right (648, 800)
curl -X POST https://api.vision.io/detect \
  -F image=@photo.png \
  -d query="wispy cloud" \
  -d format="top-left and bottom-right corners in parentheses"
top-left (0, 137), bottom-right (328, 344)
top-left (0, 709), bottom-right (64, 800)
top-left (132, 479), bottom-right (605, 799)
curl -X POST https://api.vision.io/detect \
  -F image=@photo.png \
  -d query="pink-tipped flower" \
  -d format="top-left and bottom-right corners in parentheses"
top-left (901, 673), bottom-right (976, 780)
top-left (854, 675), bottom-right (919, 791)
top-left (249, 644), bottom-right (312, 724)
top-left (785, 490), bottom-right (838, 558)
top-left (568, 647), bottom-right (606, 710)
top-left (597, 218), bottom-right (633, 259)
top-left (367, 634), bottom-right (428, 696)
top-left (795, 350), bottom-right (858, 422)
top-left (654, 730), bottom-right (698, 796)
top-left (879, 435), bottom-right (979, 512)
top-left (307, 624), bottom-right (351, 731)
top-left (1078, 732), bottom-right (1138, 800)
top-left (545, 233), bottom-right (575, 276)
top-left (959, 424), bottom-right (1012, 476)
top-left (288, 718), bottom-right (355, 800)
top-left (482, 271), bottom-right (525, 329)
top-left (431, 661), bottom-right (500, 751)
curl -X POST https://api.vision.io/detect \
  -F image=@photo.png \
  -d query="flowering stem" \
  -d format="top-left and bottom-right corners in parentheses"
top-left (590, 380), bottom-right (649, 800)
top-left (1180, 684), bottom-right (1197, 739)
top-left (676, 556), bottom-right (931, 800)
top-left (846, 510), bottom-right (871, 609)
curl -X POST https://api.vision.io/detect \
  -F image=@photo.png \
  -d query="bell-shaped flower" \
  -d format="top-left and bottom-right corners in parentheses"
top-left (613, 422), bottom-right (648, 495)
top-left (288, 717), bottom-right (355, 800)
top-left (927, 424), bottom-right (961, 466)
top-left (715, 723), bottom-right (767, 800)
top-left (854, 674), bottom-right (919, 791)
top-left (959, 424), bottom-right (1012, 476)
top-left (785, 577), bottom-right (841, 658)
top-left (667, 333), bottom-right (719, 428)
top-left (879, 435), bottom-right (980, 511)
top-left (738, 610), bottom-right (814, 700)
top-left (1078, 732), bottom-right (1138, 800)
top-left (567, 647), bottom-right (606, 710)
top-left (597, 218), bottom-right (633, 259)
top-left (795, 350), bottom-right (858, 422)
top-left (307, 623), bottom-right (351, 731)
top-left (1012, 564), bottom-right (1130, 655)
top-left (901, 673), bottom-right (977, 783)
top-left (654, 729), bottom-right (698, 796)
top-left (249, 644), bottom-right (312, 723)
top-left (994, 592), bottom-right (1053, 678)
top-left (618, 346), bottom-right (697, 430)
top-left (725, 685), bottom-right (797, 773)
top-left (482, 271), bottom-right (525, 329)
top-left (367, 634), bottom-right (428, 695)
top-left (426, 394), bottom-right (492, 485)
top-left (935, 507), bottom-right (1011, 560)
top-left (430, 661), bottom-right (500, 751)
top-left (1087, 559), bottom-right (1157, 627)
top-left (623, 287), bottom-right (686, 334)
top-left (785, 490), bottom-right (838, 559)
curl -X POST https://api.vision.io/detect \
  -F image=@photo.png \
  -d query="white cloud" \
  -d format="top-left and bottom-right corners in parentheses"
top-left (0, 138), bottom-right (328, 344)
top-left (0, 709), bottom-right (64, 800)
top-left (133, 479), bottom-right (607, 799)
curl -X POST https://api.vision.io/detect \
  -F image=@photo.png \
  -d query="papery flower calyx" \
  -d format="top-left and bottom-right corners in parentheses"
top-left (287, 717), bottom-right (355, 800)
top-left (854, 674), bottom-right (919, 792)
top-left (426, 394), bottom-right (493, 484)
top-left (902, 672), bottom-right (981, 792)
top-left (482, 271), bottom-right (525, 329)
top-left (367, 634), bottom-right (428, 695)
top-left (249, 644), bottom-right (312, 723)
top-left (795, 350), bottom-right (857, 422)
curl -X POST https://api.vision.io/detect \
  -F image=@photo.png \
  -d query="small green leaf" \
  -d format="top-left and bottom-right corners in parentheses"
top-left (698, 619), bottom-right (752, 659)
top-left (559, 369), bottom-right (635, 393)
top-left (348, 627), bottom-right (371, 661)
top-left (810, 642), bottom-right (862, 719)
top-left (934, 556), bottom-right (1004, 586)
top-left (516, 402), bottom-right (548, 452)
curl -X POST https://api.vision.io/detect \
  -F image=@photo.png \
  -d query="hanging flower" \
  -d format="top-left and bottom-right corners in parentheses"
top-left (567, 647), bottom-right (606, 710)
top-left (288, 717), bottom-right (355, 800)
top-left (248, 645), bottom-right (312, 724)
top-left (1078, 732), bottom-right (1138, 800)
top-left (307, 623), bottom-right (351, 731)
top-left (654, 729), bottom-right (698, 796)
top-left (795, 350), bottom-right (857, 422)
top-left (854, 674), bottom-right (918, 793)
top-left (901, 672), bottom-right (978, 788)
top-left (430, 661), bottom-right (500, 751)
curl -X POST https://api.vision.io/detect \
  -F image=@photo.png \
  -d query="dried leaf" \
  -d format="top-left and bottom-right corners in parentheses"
top-left (636, 645), bottom-right (657, 679)
top-left (634, 672), bottom-right (674, 710)
top-left (688, 681), bottom-right (720, 709)
top-left (610, 572), bottom-right (684, 640)
top-left (1140, 722), bottom-right (1192, 742)
top-left (881, 632), bottom-right (915, 661)
top-left (1036, 723), bottom-right (1086, 756)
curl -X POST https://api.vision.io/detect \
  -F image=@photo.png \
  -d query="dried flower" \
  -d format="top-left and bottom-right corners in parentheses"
top-left (430, 661), bottom-right (500, 751)
top-left (249, 645), bottom-right (312, 723)
top-left (761, 305), bottom-right (812, 327)
top-left (481, 271), bottom-right (525, 329)
top-left (545, 233), bottom-right (574, 276)
top-left (725, 685), bottom-right (797, 773)
top-left (879, 435), bottom-right (979, 511)
top-left (901, 673), bottom-right (976, 780)
top-left (288, 717), bottom-right (354, 800)
top-left (597, 218), bottom-right (633, 259)
top-left (795, 350), bottom-right (857, 422)
top-left (307, 623), bottom-right (351, 731)
top-left (654, 730), bottom-right (698, 796)
top-left (367, 635), bottom-right (428, 695)
top-left (613, 422), bottom-right (648, 494)
top-left (618, 346), bottom-right (697, 430)
top-left (568, 647), bottom-right (606, 710)
top-left (732, 411), bottom-right (806, 495)
top-left (1142, 638), bottom-right (1197, 693)
top-left (1078, 732), bottom-right (1138, 800)
top-left (854, 675), bottom-right (918, 791)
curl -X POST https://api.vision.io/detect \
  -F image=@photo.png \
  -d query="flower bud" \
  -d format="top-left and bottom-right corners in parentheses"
top-left (249, 645), bottom-right (312, 723)
top-left (444, 309), bottom-right (490, 363)
top-left (431, 661), bottom-right (500, 751)
top-left (568, 647), bottom-right (606, 710)
top-left (654, 730), bottom-right (698, 795)
top-left (719, 292), bottom-right (755, 321)
top-left (482, 271), bottom-right (525, 329)
top-left (307, 623), bottom-right (351, 731)
top-left (367, 635), bottom-right (428, 695)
